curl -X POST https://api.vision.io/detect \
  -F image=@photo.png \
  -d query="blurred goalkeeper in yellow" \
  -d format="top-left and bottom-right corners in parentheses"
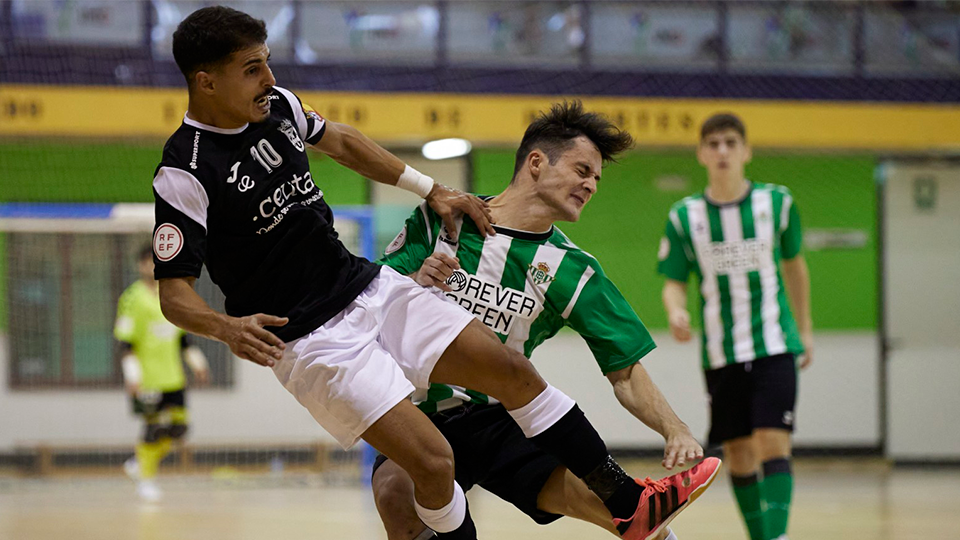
top-left (115, 244), bottom-right (209, 502)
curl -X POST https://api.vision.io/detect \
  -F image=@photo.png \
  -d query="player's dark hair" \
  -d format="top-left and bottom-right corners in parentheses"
top-left (172, 6), bottom-right (268, 86)
top-left (138, 243), bottom-right (153, 262)
top-left (512, 101), bottom-right (634, 180)
top-left (700, 113), bottom-right (746, 141)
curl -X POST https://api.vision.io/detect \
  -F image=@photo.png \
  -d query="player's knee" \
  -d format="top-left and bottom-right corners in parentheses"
top-left (723, 438), bottom-right (759, 473)
top-left (490, 349), bottom-right (545, 399)
top-left (167, 423), bottom-right (189, 440)
top-left (372, 462), bottom-right (416, 517)
top-left (406, 447), bottom-right (455, 488)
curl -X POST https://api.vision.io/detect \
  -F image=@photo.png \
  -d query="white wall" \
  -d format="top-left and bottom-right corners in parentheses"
top-left (0, 334), bottom-right (327, 450)
top-left (884, 162), bottom-right (960, 461)
top-left (533, 330), bottom-right (881, 448)
top-left (0, 331), bottom-right (879, 452)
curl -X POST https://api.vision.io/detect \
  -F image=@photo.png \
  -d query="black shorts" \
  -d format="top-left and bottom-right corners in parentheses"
top-left (131, 389), bottom-right (186, 416)
top-left (705, 354), bottom-right (797, 446)
top-left (372, 403), bottom-right (563, 525)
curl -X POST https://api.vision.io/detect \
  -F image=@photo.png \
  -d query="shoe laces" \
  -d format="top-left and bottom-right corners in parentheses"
top-left (636, 476), bottom-right (668, 494)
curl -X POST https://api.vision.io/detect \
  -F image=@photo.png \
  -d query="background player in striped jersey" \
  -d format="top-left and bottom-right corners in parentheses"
top-left (116, 244), bottom-right (209, 502)
top-left (658, 113), bottom-right (812, 540)
top-left (373, 101), bottom-right (721, 540)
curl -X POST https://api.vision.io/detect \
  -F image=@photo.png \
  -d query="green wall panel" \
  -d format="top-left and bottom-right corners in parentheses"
top-left (474, 149), bottom-right (877, 330)
top-left (0, 141), bottom-right (367, 204)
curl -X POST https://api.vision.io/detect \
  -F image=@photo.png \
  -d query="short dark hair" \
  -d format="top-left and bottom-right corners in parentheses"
top-left (172, 6), bottom-right (268, 86)
top-left (700, 113), bottom-right (746, 141)
top-left (138, 243), bottom-right (153, 262)
top-left (512, 101), bottom-right (634, 180)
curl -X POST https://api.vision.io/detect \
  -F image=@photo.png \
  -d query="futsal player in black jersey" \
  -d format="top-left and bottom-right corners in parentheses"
top-left (154, 7), bottom-right (685, 539)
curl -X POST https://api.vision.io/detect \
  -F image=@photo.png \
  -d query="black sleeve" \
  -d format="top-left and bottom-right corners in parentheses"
top-left (152, 166), bottom-right (209, 280)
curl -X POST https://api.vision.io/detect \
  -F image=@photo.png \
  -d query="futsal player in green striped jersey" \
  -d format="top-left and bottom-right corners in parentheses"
top-left (372, 101), bottom-right (721, 540)
top-left (116, 245), bottom-right (210, 502)
top-left (658, 113), bottom-right (813, 540)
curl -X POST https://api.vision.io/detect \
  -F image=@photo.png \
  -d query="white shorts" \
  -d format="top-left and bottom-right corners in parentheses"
top-left (271, 266), bottom-right (475, 449)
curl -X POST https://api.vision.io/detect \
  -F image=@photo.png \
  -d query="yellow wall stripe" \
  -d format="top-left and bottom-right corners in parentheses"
top-left (1, 84), bottom-right (958, 150)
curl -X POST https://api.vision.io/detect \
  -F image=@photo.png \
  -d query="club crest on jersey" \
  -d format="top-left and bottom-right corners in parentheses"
top-left (528, 262), bottom-right (555, 286)
top-left (278, 119), bottom-right (305, 152)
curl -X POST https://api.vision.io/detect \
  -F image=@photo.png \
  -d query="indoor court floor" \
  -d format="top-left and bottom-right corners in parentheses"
top-left (1, 459), bottom-right (958, 540)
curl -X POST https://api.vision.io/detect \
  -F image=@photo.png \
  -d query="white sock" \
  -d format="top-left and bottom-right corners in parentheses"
top-left (414, 482), bottom-right (467, 534)
top-left (663, 527), bottom-right (678, 540)
top-left (506, 384), bottom-right (576, 438)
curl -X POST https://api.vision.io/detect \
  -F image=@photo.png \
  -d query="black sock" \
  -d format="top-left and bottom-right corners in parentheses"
top-left (434, 500), bottom-right (477, 540)
top-left (583, 455), bottom-right (645, 522)
top-left (529, 405), bottom-right (608, 477)
top-left (530, 405), bottom-right (641, 521)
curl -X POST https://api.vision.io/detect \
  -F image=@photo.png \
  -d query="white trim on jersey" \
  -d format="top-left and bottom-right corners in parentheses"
top-left (418, 201), bottom-right (433, 245)
top-left (154, 166), bottom-right (209, 230)
top-left (182, 114), bottom-right (248, 134)
top-left (751, 189), bottom-right (787, 355)
top-left (504, 244), bottom-right (564, 352)
top-left (561, 264), bottom-right (595, 320)
top-left (273, 86), bottom-right (309, 139)
top-left (686, 198), bottom-right (726, 369)
top-left (720, 204), bottom-right (756, 362)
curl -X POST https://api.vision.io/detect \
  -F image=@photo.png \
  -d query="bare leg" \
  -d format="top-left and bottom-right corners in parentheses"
top-left (362, 399), bottom-right (455, 510)
top-left (536, 466), bottom-right (674, 540)
top-left (430, 320), bottom-right (546, 409)
top-left (372, 459), bottom-right (430, 540)
top-left (723, 435), bottom-right (759, 476)
top-left (537, 466), bottom-right (617, 534)
top-left (754, 428), bottom-right (791, 462)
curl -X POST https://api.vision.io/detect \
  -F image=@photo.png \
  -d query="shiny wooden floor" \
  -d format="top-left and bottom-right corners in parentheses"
top-left (2, 459), bottom-right (958, 540)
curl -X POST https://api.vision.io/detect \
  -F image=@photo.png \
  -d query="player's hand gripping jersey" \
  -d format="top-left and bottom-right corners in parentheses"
top-left (657, 182), bottom-right (805, 370)
top-left (152, 87), bottom-right (380, 342)
top-left (381, 199), bottom-right (657, 413)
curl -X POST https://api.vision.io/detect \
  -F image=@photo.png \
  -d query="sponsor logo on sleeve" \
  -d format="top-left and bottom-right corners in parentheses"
top-left (154, 223), bottom-right (184, 261)
top-left (385, 226), bottom-right (407, 255)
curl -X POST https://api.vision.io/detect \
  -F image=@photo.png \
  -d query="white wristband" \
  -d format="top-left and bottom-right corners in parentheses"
top-left (121, 353), bottom-right (142, 386)
top-left (396, 165), bottom-right (435, 198)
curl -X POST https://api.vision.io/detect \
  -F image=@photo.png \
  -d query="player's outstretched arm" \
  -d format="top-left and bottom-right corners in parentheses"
top-left (312, 120), bottom-right (493, 239)
top-left (158, 276), bottom-right (287, 367)
top-left (781, 254), bottom-right (813, 369)
top-left (607, 362), bottom-right (703, 470)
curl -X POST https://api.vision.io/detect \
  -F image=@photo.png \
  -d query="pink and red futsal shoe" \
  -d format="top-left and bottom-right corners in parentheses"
top-left (615, 456), bottom-right (722, 540)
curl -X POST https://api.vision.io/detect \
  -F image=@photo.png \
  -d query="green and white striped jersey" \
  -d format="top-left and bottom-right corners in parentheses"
top-left (657, 182), bottom-right (805, 371)
top-left (381, 199), bottom-right (657, 413)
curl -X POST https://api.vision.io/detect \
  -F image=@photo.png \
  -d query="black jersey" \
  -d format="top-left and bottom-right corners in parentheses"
top-left (152, 86), bottom-right (380, 342)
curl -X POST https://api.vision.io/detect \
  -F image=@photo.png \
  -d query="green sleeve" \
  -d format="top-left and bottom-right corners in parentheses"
top-left (378, 202), bottom-right (435, 275)
top-left (565, 262), bottom-right (657, 375)
top-left (113, 288), bottom-right (137, 344)
top-left (781, 197), bottom-right (803, 260)
top-left (656, 216), bottom-right (692, 282)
